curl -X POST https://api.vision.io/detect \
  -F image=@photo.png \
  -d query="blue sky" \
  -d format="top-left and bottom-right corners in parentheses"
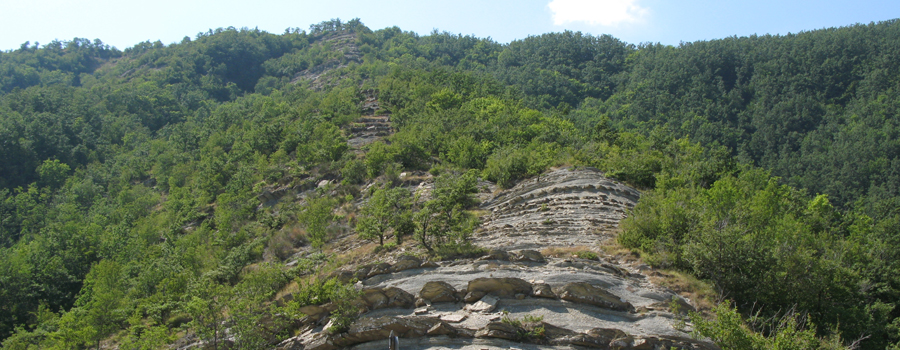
top-left (1, 0), bottom-right (898, 51)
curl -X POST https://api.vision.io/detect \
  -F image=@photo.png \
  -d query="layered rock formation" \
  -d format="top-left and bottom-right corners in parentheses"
top-left (346, 90), bottom-right (393, 149)
top-left (474, 168), bottom-right (639, 250)
top-left (276, 168), bottom-right (719, 350)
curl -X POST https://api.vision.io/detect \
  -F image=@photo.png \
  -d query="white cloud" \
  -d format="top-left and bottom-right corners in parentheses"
top-left (548, 0), bottom-right (648, 27)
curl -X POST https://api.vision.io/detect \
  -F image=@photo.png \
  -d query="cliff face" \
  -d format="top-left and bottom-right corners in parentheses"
top-left (474, 168), bottom-right (639, 250)
top-left (275, 168), bottom-right (719, 350)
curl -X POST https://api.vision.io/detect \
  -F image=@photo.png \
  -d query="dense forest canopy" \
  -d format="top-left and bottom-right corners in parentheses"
top-left (1, 17), bottom-right (900, 349)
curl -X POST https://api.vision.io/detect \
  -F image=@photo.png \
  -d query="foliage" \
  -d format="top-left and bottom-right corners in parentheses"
top-left (299, 195), bottom-right (337, 248)
top-left (690, 301), bottom-right (847, 350)
top-left (414, 170), bottom-right (480, 251)
top-left (572, 250), bottom-right (598, 260)
top-left (356, 186), bottom-right (412, 245)
top-left (325, 283), bottom-right (363, 334)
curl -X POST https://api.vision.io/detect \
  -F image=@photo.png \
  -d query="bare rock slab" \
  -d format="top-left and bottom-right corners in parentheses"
top-left (440, 313), bottom-right (467, 323)
top-left (555, 282), bottom-right (634, 312)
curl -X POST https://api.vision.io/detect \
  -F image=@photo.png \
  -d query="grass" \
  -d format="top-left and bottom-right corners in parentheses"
top-left (468, 209), bottom-right (491, 217)
top-left (595, 237), bottom-right (717, 313)
top-left (541, 246), bottom-right (597, 259)
top-left (649, 269), bottom-right (717, 312)
top-left (597, 236), bottom-right (642, 264)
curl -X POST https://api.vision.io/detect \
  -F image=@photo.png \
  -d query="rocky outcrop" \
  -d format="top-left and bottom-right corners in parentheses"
top-left (346, 90), bottom-right (393, 149)
top-left (361, 287), bottom-right (415, 310)
top-left (465, 277), bottom-right (533, 302)
top-left (475, 167), bottom-right (640, 250)
top-left (275, 168), bottom-right (720, 350)
top-left (532, 283), bottom-right (557, 299)
top-left (334, 316), bottom-right (440, 346)
top-left (555, 282), bottom-right (635, 312)
top-left (419, 281), bottom-right (459, 303)
top-left (474, 322), bottom-right (519, 340)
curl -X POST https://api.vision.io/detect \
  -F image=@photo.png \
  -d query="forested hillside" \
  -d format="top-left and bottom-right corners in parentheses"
top-left (1, 18), bottom-right (900, 349)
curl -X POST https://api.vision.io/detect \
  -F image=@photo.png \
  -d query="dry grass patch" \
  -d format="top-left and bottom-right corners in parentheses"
top-left (541, 246), bottom-right (594, 259)
top-left (319, 241), bottom-right (379, 276)
top-left (649, 269), bottom-right (717, 313)
top-left (597, 238), bottom-right (641, 264)
top-left (468, 209), bottom-right (490, 217)
top-left (595, 237), bottom-right (717, 313)
top-left (275, 280), bottom-right (300, 301)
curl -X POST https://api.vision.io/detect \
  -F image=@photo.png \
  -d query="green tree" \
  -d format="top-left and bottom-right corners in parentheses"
top-left (185, 281), bottom-right (229, 350)
top-left (36, 159), bottom-right (70, 190)
top-left (356, 187), bottom-right (412, 245)
top-left (300, 195), bottom-right (336, 248)
top-left (414, 170), bottom-right (479, 250)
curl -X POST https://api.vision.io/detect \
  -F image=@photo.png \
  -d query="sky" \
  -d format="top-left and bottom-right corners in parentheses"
top-left (1, 0), bottom-right (898, 51)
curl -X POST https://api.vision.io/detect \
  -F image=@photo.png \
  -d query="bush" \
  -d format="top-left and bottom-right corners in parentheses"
top-left (325, 284), bottom-right (362, 334)
top-left (340, 158), bottom-right (366, 184)
top-left (572, 250), bottom-right (598, 260)
top-left (482, 144), bottom-right (555, 189)
top-left (299, 195), bottom-right (337, 248)
top-left (286, 277), bottom-right (362, 334)
top-left (690, 301), bottom-right (847, 350)
top-left (501, 314), bottom-right (546, 341)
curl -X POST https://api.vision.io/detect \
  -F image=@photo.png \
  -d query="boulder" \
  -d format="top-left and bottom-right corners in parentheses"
top-left (419, 281), bottom-right (459, 303)
top-left (362, 289), bottom-right (388, 309)
top-left (474, 322), bottom-right (519, 340)
top-left (481, 249), bottom-right (510, 261)
top-left (532, 283), bottom-right (557, 299)
top-left (366, 263), bottom-right (393, 278)
top-left (274, 336), bottom-right (304, 350)
top-left (533, 322), bottom-right (572, 339)
top-left (464, 294), bottom-right (498, 313)
top-left (555, 282), bottom-right (633, 312)
top-left (330, 270), bottom-right (356, 284)
top-left (297, 304), bottom-right (330, 319)
top-left (304, 333), bottom-right (336, 350)
top-left (391, 255), bottom-right (423, 272)
top-left (361, 287), bottom-right (415, 310)
top-left (464, 291), bottom-right (485, 303)
top-left (649, 296), bottom-right (696, 315)
top-left (354, 264), bottom-right (374, 280)
top-left (383, 287), bottom-right (416, 308)
top-left (466, 277), bottom-right (532, 301)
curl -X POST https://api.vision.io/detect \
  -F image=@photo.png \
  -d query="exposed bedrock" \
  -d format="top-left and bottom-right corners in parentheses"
top-left (474, 167), bottom-right (640, 250)
top-left (275, 168), bottom-right (719, 350)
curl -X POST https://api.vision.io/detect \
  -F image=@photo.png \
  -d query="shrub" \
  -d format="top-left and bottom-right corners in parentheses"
top-left (690, 301), bottom-right (847, 350)
top-left (572, 250), bottom-right (598, 260)
top-left (501, 314), bottom-right (546, 341)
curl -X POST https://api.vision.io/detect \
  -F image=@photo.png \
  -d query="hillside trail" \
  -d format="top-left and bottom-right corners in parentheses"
top-left (274, 164), bottom-right (719, 350)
